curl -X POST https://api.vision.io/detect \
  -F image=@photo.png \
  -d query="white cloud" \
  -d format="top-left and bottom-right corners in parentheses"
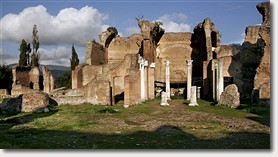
top-left (157, 13), bottom-right (191, 32)
top-left (39, 45), bottom-right (86, 66)
top-left (227, 32), bottom-right (245, 45)
top-left (39, 46), bottom-right (70, 64)
top-left (0, 5), bottom-right (109, 46)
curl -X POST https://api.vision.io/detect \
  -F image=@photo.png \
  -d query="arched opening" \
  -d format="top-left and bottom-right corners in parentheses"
top-left (29, 82), bottom-right (34, 89)
top-left (211, 31), bottom-right (217, 47)
top-left (213, 51), bottom-right (217, 59)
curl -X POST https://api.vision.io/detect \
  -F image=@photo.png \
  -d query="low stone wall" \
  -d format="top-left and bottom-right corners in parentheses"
top-left (51, 95), bottom-right (86, 105)
top-left (0, 89), bottom-right (8, 97)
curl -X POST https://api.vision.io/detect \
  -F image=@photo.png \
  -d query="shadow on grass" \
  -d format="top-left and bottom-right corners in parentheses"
top-left (0, 99), bottom-right (270, 149)
top-left (183, 99), bottom-right (270, 127)
top-left (0, 122), bottom-right (270, 149)
top-left (237, 102), bottom-right (270, 127)
top-left (0, 107), bottom-right (59, 130)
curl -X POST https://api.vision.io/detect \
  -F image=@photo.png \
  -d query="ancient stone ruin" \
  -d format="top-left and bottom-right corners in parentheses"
top-left (219, 84), bottom-right (240, 108)
top-left (0, 64), bottom-right (55, 113)
top-left (51, 1), bottom-right (270, 107)
top-left (0, 2), bottom-right (270, 111)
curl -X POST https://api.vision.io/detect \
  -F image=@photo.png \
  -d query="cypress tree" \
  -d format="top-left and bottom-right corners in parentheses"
top-left (70, 45), bottom-right (79, 70)
top-left (31, 25), bottom-right (40, 67)
top-left (18, 39), bottom-right (28, 67)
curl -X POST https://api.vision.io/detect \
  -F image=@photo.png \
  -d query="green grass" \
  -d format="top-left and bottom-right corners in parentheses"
top-left (0, 98), bottom-right (3, 103)
top-left (0, 99), bottom-right (270, 149)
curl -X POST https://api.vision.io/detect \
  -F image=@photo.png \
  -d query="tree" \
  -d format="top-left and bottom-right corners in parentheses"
top-left (107, 27), bottom-right (118, 37)
top-left (26, 42), bottom-right (32, 65)
top-left (31, 52), bottom-right (39, 67)
top-left (31, 25), bottom-right (40, 67)
top-left (0, 65), bottom-right (13, 90)
top-left (18, 39), bottom-right (28, 67)
top-left (55, 70), bottom-right (71, 89)
top-left (70, 45), bottom-right (79, 70)
top-left (32, 24), bottom-right (40, 53)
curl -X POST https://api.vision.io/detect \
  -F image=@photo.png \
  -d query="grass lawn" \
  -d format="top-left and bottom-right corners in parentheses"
top-left (0, 98), bottom-right (270, 149)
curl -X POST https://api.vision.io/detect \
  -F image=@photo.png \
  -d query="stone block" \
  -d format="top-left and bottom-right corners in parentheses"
top-left (22, 92), bottom-right (49, 112)
top-left (219, 84), bottom-right (240, 108)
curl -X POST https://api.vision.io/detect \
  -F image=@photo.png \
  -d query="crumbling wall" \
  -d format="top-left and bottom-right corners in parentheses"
top-left (82, 65), bottom-right (104, 86)
top-left (245, 26), bottom-right (261, 44)
top-left (42, 66), bottom-right (54, 93)
top-left (72, 64), bottom-right (85, 89)
top-left (138, 20), bottom-right (164, 63)
top-left (72, 64), bottom-right (103, 89)
top-left (124, 70), bottom-right (141, 107)
top-left (29, 67), bottom-right (40, 90)
top-left (85, 40), bottom-right (107, 65)
top-left (0, 89), bottom-right (8, 97)
top-left (229, 1), bottom-right (271, 102)
top-left (12, 66), bottom-right (31, 87)
top-left (107, 34), bottom-right (143, 64)
top-left (85, 73), bottom-right (111, 105)
top-left (110, 54), bottom-right (139, 104)
top-left (11, 66), bottom-right (40, 96)
top-left (218, 45), bottom-right (243, 95)
top-left (124, 54), bottom-right (141, 106)
top-left (253, 2), bottom-right (270, 102)
top-left (155, 32), bottom-right (192, 83)
top-left (192, 18), bottom-right (221, 99)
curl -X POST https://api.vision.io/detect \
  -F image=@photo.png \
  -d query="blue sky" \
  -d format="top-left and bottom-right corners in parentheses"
top-left (0, 0), bottom-right (267, 66)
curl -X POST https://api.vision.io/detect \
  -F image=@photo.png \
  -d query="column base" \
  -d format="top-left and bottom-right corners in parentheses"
top-left (160, 102), bottom-right (169, 106)
top-left (189, 102), bottom-right (199, 106)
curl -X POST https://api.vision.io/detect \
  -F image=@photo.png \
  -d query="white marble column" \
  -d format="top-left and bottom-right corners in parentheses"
top-left (165, 60), bottom-right (171, 100)
top-left (197, 87), bottom-right (201, 99)
top-left (217, 59), bottom-right (224, 101)
top-left (138, 55), bottom-right (148, 101)
top-left (212, 59), bottom-right (218, 101)
top-left (186, 60), bottom-right (193, 100)
top-left (189, 86), bottom-right (199, 106)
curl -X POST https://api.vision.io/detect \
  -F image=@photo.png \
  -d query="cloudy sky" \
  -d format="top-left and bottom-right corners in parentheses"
top-left (0, 0), bottom-right (265, 66)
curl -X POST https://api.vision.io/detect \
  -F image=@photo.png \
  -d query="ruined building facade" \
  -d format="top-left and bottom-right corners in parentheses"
top-left (54, 1), bottom-right (270, 106)
top-left (11, 65), bottom-right (54, 96)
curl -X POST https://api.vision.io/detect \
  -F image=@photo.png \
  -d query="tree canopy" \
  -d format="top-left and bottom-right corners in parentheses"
top-left (70, 45), bottom-right (79, 70)
top-left (18, 39), bottom-right (28, 67)
top-left (0, 65), bottom-right (13, 90)
top-left (31, 25), bottom-right (40, 67)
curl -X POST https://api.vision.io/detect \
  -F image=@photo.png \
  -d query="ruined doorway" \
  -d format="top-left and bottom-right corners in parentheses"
top-left (211, 31), bottom-right (217, 47)
top-left (29, 82), bottom-right (34, 89)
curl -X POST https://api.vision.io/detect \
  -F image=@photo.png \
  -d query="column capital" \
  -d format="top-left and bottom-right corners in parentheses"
top-left (138, 55), bottom-right (148, 69)
top-left (186, 60), bottom-right (193, 65)
top-left (165, 60), bottom-right (171, 66)
top-left (150, 62), bottom-right (155, 68)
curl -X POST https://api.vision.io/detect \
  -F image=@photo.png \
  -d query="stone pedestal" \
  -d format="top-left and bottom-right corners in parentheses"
top-left (189, 86), bottom-right (199, 106)
top-left (186, 60), bottom-right (193, 100)
top-left (165, 60), bottom-right (171, 100)
top-left (160, 92), bottom-right (169, 106)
